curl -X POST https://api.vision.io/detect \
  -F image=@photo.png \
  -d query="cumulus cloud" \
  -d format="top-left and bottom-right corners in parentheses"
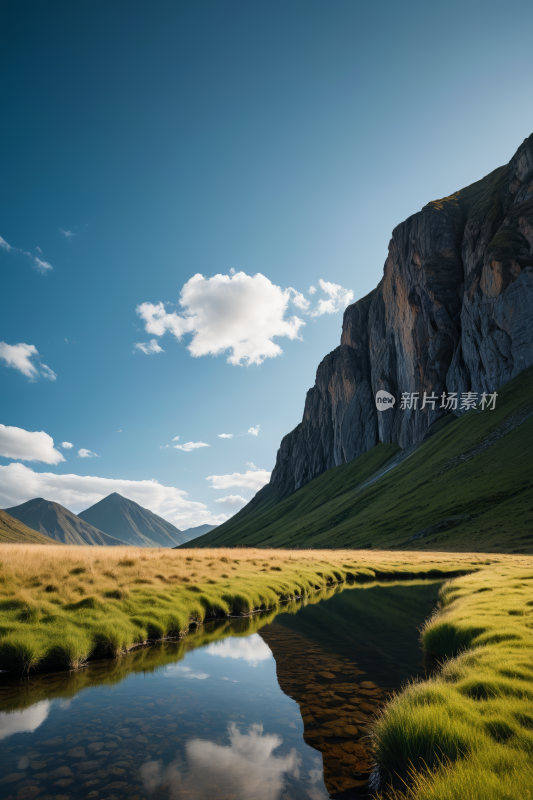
top-left (172, 436), bottom-right (180, 441)
top-left (0, 342), bottom-right (56, 381)
top-left (136, 272), bottom-right (354, 367)
top-left (0, 233), bottom-right (54, 273)
top-left (61, 442), bottom-right (73, 449)
top-left (207, 468), bottom-right (270, 492)
top-left (0, 424), bottom-right (65, 465)
top-left (0, 463), bottom-right (227, 528)
top-left (59, 228), bottom-right (75, 238)
top-left (134, 339), bottom-right (164, 355)
top-left (311, 279), bottom-right (354, 317)
top-left (174, 441), bottom-right (209, 452)
top-left (78, 449), bottom-right (98, 458)
top-left (136, 272), bottom-right (306, 366)
top-left (218, 433), bottom-right (233, 439)
top-left (248, 425), bottom-right (260, 436)
top-left (214, 495), bottom-right (248, 509)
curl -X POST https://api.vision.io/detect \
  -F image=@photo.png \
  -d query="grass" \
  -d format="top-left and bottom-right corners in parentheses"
top-left (189, 364), bottom-right (533, 552)
top-left (0, 544), bottom-right (479, 675)
top-left (374, 565), bottom-right (533, 800)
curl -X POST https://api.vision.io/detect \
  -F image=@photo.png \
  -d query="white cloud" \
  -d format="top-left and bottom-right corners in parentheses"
top-left (174, 441), bottom-right (209, 452)
top-left (218, 433), bottom-right (233, 439)
top-left (59, 228), bottom-right (75, 238)
top-left (207, 468), bottom-right (270, 492)
top-left (0, 342), bottom-right (56, 381)
top-left (39, 363), bottom-right (57, 380)
top-left (172, 436), bottom-right (180, 441)
top-left (308, 285), bottom-right (317, 295)
top-left (0, 234), bottom-right (54, 273)
top-left (0, 425), bottom-right (65, 465)
top-left (311, 279), bottom-right (354, 317)
top-left (136, 271), bottom-right (306, 366)
top-left (288, 288), bottom-right (310, 311)
top-left (248, 425), bottom-right (260, 436)
top-left (206, 634), bottom-right (272, 663)
top-left (78, 448), bottom-right (98, 458)
top-left (0, 463), bottom-right (227, 528)
top-left (160, 445), bottom-right (169, 449)
top-left (134, 339), bottom-right (164, 355)
top-left (33, 257), bottom-right (53, 274)
top-left (61, 442), bottom-right (73, 450)
top-left (214, 495), bottom-right (248, 509)
top-left (116, 430), bottom-right (122, 433)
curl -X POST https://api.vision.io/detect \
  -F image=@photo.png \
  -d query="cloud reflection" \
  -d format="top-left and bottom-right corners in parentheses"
top-left (206, 633), bottom-right (273, 665)
top-left (0, 700), bottom-right (50, 741)
top-left (141, 722), bottom-right (301, 800)
top-left (164, 664), bottom-right (209, 680)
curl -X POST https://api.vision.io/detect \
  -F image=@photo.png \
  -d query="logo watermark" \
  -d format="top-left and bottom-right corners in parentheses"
top-left (375, 390), bottom-right (396, 410)
top-left (375, 391), bottom-right (498, 411)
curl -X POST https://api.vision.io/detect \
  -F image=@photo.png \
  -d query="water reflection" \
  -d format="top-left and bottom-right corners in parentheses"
top-left (0, 580), bottom-right (442, 800)
top-left (206, 633), bottom-right (273, 664)
top-left (141, 722), bottom-right (318, 800)
top-left (0, 700), bottom-right (50, 740)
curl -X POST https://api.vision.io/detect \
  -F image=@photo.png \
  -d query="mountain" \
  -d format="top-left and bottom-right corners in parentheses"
top-left (179, 523), bottom-right (217, 541)
top-left (4, 499), bottom-right (126, 546)
top-left (186, 364), bottom-right (533, 552)
top-left (0, 509), bottom-right (58, 545)
top-left (78, 492), bottom-right (190, 547)
top-left (188, 133), bottom-right (533, 551)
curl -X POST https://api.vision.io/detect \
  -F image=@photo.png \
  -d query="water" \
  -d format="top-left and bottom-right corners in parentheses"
top-left (0, 581), bottom-right (442, 800)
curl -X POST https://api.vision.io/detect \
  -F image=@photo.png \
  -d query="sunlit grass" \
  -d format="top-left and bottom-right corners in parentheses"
top-left (0, 544), bottom-right (481, 674)
top-left (374, 565), bottom-right (533, 800)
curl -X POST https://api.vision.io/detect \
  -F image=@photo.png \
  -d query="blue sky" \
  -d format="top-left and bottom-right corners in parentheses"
top-left (1, 0), bottom-right (533, 529)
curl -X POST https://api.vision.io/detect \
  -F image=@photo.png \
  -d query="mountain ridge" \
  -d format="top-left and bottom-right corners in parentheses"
top-left (78, 492), bottom-right (191, 547)
top-left (4, 498), bottom-right (126, 546)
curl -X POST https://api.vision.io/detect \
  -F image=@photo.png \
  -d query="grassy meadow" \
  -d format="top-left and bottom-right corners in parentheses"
top-left (375, 564), bottom-right (533, 800)
top-left (0, 543), bottom-right (478, 675)
top-left (1, 544), bottom-right (532, 799)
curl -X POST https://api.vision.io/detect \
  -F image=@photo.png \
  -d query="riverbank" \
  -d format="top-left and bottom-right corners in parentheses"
top-left (0, 545), bottom-right (482, 675)
top-left (374, 564), bottom-right (533, 800)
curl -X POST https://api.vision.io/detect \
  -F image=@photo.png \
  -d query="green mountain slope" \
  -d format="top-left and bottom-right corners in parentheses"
top-left (187, 366), bottom-right (533, 553)
top-left (0, 510), bottom-right (57, 545)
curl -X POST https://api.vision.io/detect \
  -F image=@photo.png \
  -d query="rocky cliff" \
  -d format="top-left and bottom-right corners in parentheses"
top-left (268, 133), bottom-right (533, 500)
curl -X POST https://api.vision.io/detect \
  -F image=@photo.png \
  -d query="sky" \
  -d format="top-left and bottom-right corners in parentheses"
top-left (1, 0), bottom-right (533, 529)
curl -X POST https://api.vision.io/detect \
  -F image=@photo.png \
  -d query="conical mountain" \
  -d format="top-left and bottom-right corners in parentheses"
top-left (4, 498), bottom-right (126, 546)
top-left (78, 492), bottom-right (190, 547)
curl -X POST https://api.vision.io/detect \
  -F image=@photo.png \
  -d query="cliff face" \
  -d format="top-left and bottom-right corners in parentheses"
top-left (269, 134), bottom-right (533, 500)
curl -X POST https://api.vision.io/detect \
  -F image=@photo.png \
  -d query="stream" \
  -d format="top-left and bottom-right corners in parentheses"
top-left (0, 580), bottom-right (442, 800)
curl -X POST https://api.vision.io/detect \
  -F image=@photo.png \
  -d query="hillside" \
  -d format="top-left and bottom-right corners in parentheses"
top-left (78, 492), bottom-right (189, 547)
top-left (176, 523), bottom-right (217, 543)
top-left (4, 499), bottom-right (126, 546)
top-left (186, 364), bottom-right (533, 552)
top-left (0, 510), bottom-right (57, 545)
